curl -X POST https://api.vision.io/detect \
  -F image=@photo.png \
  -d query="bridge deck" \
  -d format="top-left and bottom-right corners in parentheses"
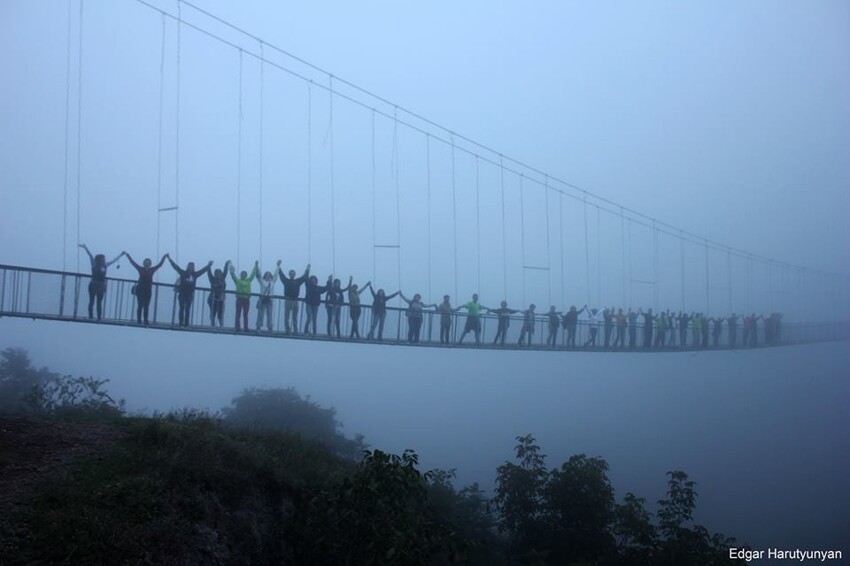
top-left (2, 264), bottom-right (847, 352)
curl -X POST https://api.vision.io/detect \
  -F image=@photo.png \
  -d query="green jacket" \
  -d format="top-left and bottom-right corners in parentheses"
top-left (231, 265), bottom-right (258, 298)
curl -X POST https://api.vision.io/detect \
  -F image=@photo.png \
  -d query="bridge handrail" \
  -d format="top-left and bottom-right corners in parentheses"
top-left (1, 263), bottom-right (847, 348)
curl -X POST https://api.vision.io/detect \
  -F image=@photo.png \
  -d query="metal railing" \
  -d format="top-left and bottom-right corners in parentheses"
top-left (1, 264), bottom-right (848, 351)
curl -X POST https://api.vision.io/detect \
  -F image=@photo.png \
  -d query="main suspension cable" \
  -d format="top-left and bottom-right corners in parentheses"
top-left (132, 0), bottom-right (837, 280)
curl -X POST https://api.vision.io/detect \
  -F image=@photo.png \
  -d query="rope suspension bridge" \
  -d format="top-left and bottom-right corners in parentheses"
top-left (2, 0), bottom-right (849, 352)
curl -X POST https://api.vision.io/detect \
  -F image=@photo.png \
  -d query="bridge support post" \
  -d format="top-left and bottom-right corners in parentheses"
top-left (59, 274), bottom-right (66, 317)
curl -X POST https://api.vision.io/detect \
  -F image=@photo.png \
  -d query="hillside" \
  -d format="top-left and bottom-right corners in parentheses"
top-left (0, 414), bottom-right (357, 565)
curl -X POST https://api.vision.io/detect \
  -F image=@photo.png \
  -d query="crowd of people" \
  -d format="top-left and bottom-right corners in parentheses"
top-left (79, 244), bottom-right (785, 349)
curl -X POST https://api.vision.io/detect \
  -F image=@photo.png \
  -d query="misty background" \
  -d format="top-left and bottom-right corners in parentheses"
top-left (2, 0), bottom-right (849, 553)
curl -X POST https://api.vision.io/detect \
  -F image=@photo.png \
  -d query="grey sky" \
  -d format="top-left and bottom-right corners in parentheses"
top-left (2, 0), bottom-right (848, 317)
top-left (1, 0), bottom-right (849, 554)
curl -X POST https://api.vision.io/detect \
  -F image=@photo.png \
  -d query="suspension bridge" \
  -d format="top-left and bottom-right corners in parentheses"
top-left (1, 0), bottom-right (848, 352)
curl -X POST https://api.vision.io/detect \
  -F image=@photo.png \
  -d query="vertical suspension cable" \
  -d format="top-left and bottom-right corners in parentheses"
top-left (307, 82), bottom-right (312, 263)
top-left (476, 156), bottom-right (481, 294)
top-left (426, 134), bottom-right (432, 302)
top-left (259, 40), bottom-right (265, 266)
top-left (174, 0), bottom-right (181, 262)
top-left (680, 230), bottom-right (685, 312)
top-left (500, 155), bottom-right (506, 299)
top-left (236, 48), bottom-right (243, 267)
top-left (767, 262), bottom-right (773, 312)
top-left (75, 0), bottom-right (84, 272)
top-left (583, 197), bottom-right (590, 307)
top-left (727, 249), bottom-right (733, 314)
top-left (155, 13), bottom-right (166, 275)
top-left (370, 110), bottom-right (376, 283)
top-left (704, 239), bottom-right (710, 313)
top-left (628, 217), bottom-right (634, 308)
top-left (653, 222), bottom-right (659, 310)
top-left (329, 76), bottom-right (336, 274)
top-left (62, 0), bottom-right (73, 272)
top-left (559, 194), bottom-right (565, 308)
top-left (544, 175), bottom-right (551, 307)
top-left (620, 207), bottom-right (626, 307)
top-left (596, 206), bottom-right (601, 307)
top-left (393, 107), bottom-right (401, 297)
top-left (451, 134), bottom-right (458, 301)
top-left (520, 173), bottom-right (526, 305)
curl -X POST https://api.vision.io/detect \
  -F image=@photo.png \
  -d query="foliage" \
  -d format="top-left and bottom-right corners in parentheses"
top-left (654, 470), bottom-right (742, 566)
top-left (425, 468), bottom-right (503, 563)
top-left (18, 414), bottom-right (350, 565)
top-left (222, 386), bottom-right (366, 459)
top-left (545, 454), bottom-right (616, 564)
top-left (25, 374), bottom-right (125, 418)
top-left (295, 448), bottom-right (461, 564)
top-left (0, 347), bottom-right (56, 413)
top-left (2, 352), bottom-right (743, 565)
top-left (494, 435), bottom-right (742, 566)
top-left (0, 347), bottom-right (124, 418)
top-left (494, 434), bottom-right (550, 559)
top-left (613, 492), bottom-right (656, 563)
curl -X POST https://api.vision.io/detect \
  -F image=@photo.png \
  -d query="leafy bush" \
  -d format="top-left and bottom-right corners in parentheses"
top-left (223, 386), bottom-right (366, 459)
top-left (0, 347), bottom-right (124, 418)
top-left (494, 435), bottom-right (743, 565)
top-left (295, 449), bottom-right (462, 565)
top-left (25, 374), bottom-right (125, 418)
top-left (0, 347), bottom-right (56, 413)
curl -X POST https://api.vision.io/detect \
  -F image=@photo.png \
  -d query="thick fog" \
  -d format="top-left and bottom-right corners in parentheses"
top-left (2, 0), bottom-right (849, 554)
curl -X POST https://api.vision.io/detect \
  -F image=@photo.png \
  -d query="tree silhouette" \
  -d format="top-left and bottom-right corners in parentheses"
top-left (223, 387), bottom-right (366, 459)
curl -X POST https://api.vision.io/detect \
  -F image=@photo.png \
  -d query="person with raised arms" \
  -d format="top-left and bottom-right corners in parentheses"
top-left (326, 276), bottom-right (353, 338)
top-left (229, 261), bottom-right (258, 332)
top-left (347, 281), bottom-right (371, 339)
top-left (256, 263), bottom-right (278, 333)
top-left (79, 244), bottom-right (124, 321)
top-left (367, 287), bottom-right (400, 341)
top-left (399, 292), bottom-right (435, 344)
top-left (168, 255), bottom-right (213, 327)
top-left (125, 251), bottom-right (167, 325)
top-left (206, 260), bottom-right (231, 328)
top-left (277, 262), bottom-right (310, 335)
top-left (304, 274), bottom-right (331, 336)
